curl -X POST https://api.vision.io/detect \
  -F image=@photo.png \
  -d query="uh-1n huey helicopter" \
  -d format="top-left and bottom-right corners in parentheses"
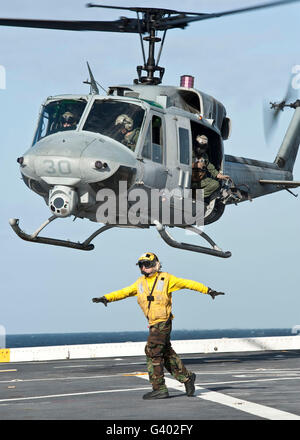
top-left (2, 1), bottom-right (300, 259)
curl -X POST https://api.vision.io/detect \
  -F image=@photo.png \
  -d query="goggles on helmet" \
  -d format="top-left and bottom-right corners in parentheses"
top-left (136, 252), bottom-right (159, 267)
top-left (138, 260), bottom-right (155, 269)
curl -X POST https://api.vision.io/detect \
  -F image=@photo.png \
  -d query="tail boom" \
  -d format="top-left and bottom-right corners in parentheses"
top-left (274, 105), bottom-right (300, 172)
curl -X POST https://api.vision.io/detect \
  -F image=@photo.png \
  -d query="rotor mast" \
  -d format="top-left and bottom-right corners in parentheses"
top-left (86, 5), bottom-right (171, 85)
top-left (135, 14), bottom-right (165, 85)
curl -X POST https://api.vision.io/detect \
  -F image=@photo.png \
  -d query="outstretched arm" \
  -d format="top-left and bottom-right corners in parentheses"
top-left (92, 282), bottom-right (138, 306)
top-left (168, 275), bottom-right (225, 300)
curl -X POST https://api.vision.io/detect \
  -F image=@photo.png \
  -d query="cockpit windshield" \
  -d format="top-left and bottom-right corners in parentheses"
top-left (33, 98), bottom-right (87, 144)
top-left (83, 100), bottom-right (145, 151)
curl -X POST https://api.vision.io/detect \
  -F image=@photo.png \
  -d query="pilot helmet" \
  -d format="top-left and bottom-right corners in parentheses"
top-left (62, 111), bottom-right (76, 124)
top-left (115, 114), bottom-right (134, 131)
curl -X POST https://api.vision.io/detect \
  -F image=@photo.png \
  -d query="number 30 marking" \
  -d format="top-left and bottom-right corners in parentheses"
top-left (43, 159), bottom-right (71, 175)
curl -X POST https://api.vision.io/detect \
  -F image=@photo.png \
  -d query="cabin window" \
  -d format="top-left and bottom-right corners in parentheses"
top-left (83, 100), bottom-right (145, 151)
top-left (142, 115), bottom-right (164, 163)
top-left (33, 99), bottom-right (87, 144)
top-left (178, 127), bottom-right (190, 165)
top-left (142, 126), bottom-right (151, 159)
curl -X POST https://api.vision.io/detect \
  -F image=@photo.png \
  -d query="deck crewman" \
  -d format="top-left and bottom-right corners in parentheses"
top-left (92, 252), bottom-right (225, 400)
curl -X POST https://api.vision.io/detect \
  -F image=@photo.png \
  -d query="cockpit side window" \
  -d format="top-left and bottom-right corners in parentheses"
top-left (33, 99), bottom-right (87, 144)
top-left (141, 115), bottom-right (164, 164)
top-left (178, 127), bottom-right (190, 165)
top-left (83, 100), bottom-right (145, 151)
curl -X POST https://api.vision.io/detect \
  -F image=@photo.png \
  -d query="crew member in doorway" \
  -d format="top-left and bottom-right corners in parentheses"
top-left (192, 134), bottom-right (230, 200)
top-left (92, 252), bottom-right (225, 400)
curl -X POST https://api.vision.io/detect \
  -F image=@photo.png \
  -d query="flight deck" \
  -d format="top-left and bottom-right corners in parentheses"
top-left (0, 346), bottom-right (300, 422)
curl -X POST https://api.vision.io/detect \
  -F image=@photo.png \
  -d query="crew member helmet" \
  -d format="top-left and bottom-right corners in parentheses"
top-left (196, 134), bottom-right (208, 145)
top-left (115, 114), bottom-right (134, 131)
top-left (62, 111), bottom-right (76, 124)
top-left (136, 252), bottom-right (159, 268)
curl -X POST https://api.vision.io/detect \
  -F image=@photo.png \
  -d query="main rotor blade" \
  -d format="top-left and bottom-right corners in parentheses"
top-left (0, 0), bottom-right (298, 34)
top-left (156, 0), bottom-right (300, 29)
top-left (86, 3), bottom-right (209, 16)
top-left (0, 17), bottom-right (141, 33)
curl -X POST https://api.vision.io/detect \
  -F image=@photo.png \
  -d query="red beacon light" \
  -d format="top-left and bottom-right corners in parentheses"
top-left (180, 75), bottom-right (194, 88)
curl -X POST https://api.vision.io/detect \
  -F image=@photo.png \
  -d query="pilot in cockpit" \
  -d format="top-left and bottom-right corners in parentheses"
top-left (114, 114), bottom-right (140, 150)
top-left (61, 111), bottom-right (78, 130)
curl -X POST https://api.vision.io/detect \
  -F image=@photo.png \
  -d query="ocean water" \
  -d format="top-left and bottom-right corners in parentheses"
top-left (5, 328), bottom-right (294, 348)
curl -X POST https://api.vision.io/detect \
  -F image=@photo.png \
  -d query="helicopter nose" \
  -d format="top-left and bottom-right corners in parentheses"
top-left (20, 131), bottom-right (137, 184)
top-left (18, 131), bottom-right (139, 217)
top-left (18, 132), bottom-right (87, 185)
top-left (79, 133), bottom-right (137, 183)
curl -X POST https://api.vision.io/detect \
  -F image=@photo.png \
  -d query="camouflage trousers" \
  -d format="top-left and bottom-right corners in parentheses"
top-left (145, 319), bottom-right (192, 392)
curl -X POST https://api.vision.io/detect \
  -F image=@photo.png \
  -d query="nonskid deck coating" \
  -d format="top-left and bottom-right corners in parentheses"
top-left (0, 350), bottom-right (300, 423)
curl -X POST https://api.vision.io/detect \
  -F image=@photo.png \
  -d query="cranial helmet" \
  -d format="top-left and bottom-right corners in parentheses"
top-left (136, 252), bottom-right (159, 267)
top-left (115, 114), bottom-right (134, 131)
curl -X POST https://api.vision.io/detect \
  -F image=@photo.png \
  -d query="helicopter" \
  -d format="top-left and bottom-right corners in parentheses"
top-left (1, 1), bottom-right (300, 259)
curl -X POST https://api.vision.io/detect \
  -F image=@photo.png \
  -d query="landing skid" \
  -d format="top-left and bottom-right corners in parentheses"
top-left (8, 217), bottom-right (113, 251)
top-left (9, 217), bottom-right (231, 258)
top-left (153, 221), bottom-right (231, 258)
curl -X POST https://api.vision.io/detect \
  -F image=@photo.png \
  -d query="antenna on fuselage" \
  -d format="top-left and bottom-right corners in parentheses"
top-left (83, 61), bottom-right (107, 94)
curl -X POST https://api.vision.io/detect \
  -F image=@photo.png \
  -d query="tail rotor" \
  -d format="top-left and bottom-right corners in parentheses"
top-left (263, 71), bottom-right (299, 144)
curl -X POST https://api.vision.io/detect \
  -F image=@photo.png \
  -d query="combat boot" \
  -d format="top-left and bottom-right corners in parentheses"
top-left (143, 389), bottom-right (169, 400)
top-left (184, 373), bottom-right (196, 397)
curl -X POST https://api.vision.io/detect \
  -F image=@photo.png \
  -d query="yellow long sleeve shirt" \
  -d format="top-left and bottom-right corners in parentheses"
top-left (104, 271), bottom-right (209, 325)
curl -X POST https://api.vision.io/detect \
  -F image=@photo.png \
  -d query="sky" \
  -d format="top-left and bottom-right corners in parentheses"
top-left (0, 0), bottom-right (300, 336)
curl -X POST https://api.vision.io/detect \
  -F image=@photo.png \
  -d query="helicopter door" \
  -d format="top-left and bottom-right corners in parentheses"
top-left (175, 118), bottom-right (192, 191)
top-left (161, 117), bottom-right (194, 226)
top-left (139, 113), bottom-right (167, 189)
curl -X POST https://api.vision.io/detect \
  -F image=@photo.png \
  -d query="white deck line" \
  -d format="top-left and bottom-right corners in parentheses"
top-left (137, 375), bottom-right (300, 420)
top-left (4, 335), bottom-right (300, 363)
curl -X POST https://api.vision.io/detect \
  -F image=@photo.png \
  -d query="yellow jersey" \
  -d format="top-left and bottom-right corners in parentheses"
top-left (104, 271), bottom-right (209, 326)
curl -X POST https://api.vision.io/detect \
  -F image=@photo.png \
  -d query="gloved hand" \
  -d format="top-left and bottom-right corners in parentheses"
top-left (207, 288), bottom-right (225, 300)
top-left (92, 296), bottom-right (108, 306)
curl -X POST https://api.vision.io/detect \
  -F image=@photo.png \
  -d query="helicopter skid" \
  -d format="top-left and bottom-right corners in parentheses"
top-left (153, 221), bottom-right (231, 258)
top-left (9, 217), bottom-right (95, 251)
top-left (9, 216), bottom-right (231, 257)
top-left (8, 218), bottom-right (142, 251)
